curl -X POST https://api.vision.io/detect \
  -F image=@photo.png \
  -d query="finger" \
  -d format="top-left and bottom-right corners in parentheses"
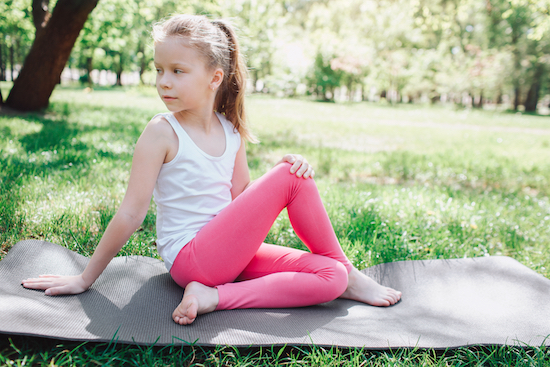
top-left (283, 154), bottom-right (296, 163)
top-left (295, 157), bottom-right (310, 177)
top-left (291, 162), bottom-right (302, 175)
top-left (22, 274), bottom-right (59, 282)
top-left (290, 155), bottom-right (303, 174)
top-left (22, 275), bottom-right (57, 284)
top-left (22, 279), bottom-right (53, 290)
top-left (47, 283), bottom-right (81, 296)
top-left (45, 286), bottom-right (66, 296)
top-left (295, 162), bottom-right (309, 178)
top-left (22, 275), bottom-right (64, 289)
top-left (303, 166), bottom-right (314, 179)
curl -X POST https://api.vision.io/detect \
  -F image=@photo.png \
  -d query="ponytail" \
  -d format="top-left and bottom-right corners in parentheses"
top-left (211, 20), bottom-right (257, 143)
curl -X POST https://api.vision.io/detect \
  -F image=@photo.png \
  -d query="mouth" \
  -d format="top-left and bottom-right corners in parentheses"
top-left (162, 95), bottom-right (176, 101)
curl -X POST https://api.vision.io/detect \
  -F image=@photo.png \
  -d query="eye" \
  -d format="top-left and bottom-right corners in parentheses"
top-left (155, 68), bottom-right (162, 74)
top-left (174, 69), bottom-right (184, 74)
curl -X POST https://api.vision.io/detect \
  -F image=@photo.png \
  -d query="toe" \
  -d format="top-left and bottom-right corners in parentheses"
top-left (392, 291), bottom-right (402, 304)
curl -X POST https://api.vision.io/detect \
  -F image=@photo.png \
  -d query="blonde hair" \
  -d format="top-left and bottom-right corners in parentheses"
top-left (153, 14), bottom-right (256, 143)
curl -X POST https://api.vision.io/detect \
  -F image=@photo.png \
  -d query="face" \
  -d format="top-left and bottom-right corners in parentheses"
top-left (154, 36), bottom-right (218, 113)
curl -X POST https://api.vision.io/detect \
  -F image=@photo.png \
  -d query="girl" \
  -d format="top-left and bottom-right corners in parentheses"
top-left (22, 14), bottom-right (401, 325)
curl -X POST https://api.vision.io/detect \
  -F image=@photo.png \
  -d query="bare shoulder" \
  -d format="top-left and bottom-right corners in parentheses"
top-left (137, 114), bottom-right (178, 163)
top-left (144, 115), bottom-right (176, 139)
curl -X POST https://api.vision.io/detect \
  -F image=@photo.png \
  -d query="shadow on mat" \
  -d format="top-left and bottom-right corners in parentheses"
top-left (79, 273), bottom-right (349, 345)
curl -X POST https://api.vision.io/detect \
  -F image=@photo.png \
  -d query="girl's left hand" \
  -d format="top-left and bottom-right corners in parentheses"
top-left (278, 154), bottom-right (315, 179)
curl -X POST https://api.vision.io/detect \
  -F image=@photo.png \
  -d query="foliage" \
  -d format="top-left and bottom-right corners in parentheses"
top-left (0, 0), bottom-right (34, 82)
top-left (306, 52), bottom-right (343, 101)
top-left (1, 0), bottom-right (550, 110)
top-left (1, 85), bottom-right (550, 366)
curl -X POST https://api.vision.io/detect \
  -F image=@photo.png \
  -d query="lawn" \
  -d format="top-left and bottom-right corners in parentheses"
top-left (1, 83), bottom-right (549, 365)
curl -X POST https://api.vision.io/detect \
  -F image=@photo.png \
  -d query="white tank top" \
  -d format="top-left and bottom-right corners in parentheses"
top-left (152, 112), bottom-right (241, 270)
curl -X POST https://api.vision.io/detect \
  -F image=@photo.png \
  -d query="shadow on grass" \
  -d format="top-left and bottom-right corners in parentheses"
top-left (0, 103), bottom-right (145, 252)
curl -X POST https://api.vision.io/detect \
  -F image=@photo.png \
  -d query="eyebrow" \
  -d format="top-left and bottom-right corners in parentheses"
top-left (154, 61), bottom-right (191, 68)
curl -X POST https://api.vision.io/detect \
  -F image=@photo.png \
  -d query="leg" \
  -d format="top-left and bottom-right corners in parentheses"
top-left (170, 162), bottom-right (352, 288)
top-left (171, 163), bottom-right (349, 323)
top-left (232, 243), bottom-right (401, 308)
top-left (219, 243), bottom-right (348, 309)
top-left (170, 163), bottom-right (400, 324)
top-left (172, 244), bottom-right (348, 324)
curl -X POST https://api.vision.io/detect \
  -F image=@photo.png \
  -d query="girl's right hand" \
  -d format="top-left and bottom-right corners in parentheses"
top-left (22, 274), bottom-right (90, 296)
top-left (278, 154), bottom-right (315, 179)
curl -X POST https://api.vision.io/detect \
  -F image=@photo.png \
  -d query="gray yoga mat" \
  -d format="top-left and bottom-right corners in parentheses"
top-left (0, 240), bottom-right (549, 348)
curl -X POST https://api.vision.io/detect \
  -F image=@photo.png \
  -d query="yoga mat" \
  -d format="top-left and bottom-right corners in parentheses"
top-left (0, 240), bottom-right (549, 348)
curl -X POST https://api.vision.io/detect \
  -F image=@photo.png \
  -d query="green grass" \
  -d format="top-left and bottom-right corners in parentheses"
top-left (1, 82), bottom-right (550, 365)
top-left (1, 336), bottom-right (550, 366)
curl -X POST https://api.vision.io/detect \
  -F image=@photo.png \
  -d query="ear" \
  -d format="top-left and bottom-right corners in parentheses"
top-left (210, 68), bottom-right (224, 91)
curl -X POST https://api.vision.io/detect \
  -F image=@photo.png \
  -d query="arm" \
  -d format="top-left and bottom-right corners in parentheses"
top-left (230, 141), bottom-right (315, 201)
top-left (22, 117), bottom-right (172, 295)
top-left (230, 139), bottom-right (251, 200)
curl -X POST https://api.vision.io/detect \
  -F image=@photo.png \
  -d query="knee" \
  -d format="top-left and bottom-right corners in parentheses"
top-left (270, 162), bottom-right (315, 188)
top-left (271, 162), bottom-right (293, 177)
top-left (318, 261), bottom-right (349, 303)
top-left (332, 261), bottom-right (349, 298)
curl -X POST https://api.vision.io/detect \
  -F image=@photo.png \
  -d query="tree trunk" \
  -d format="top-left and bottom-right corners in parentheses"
top-left (524, 64), bottom-right (544, 112)
top-left (32, 0), bottom-right (51, 39)
top-left (0, 41), bottom-right (5, 82)
top-left (86, 56), bottom-right (93, 86)
top-left (6, 0), bottom-right (100, 111)
top-left (513, 85), bottom-right (521, 111)
top-left (524, 86), bottom-right (538, 112)
top-left (475, 91), bottom-right (483, 108)
top-left (138, 41), bottom-right (145, 85)
top-left (115, 53), bottom-right (123, 86)
top-left (139, 58), bottom-right (146, 84)
top-left (116, 69), bottom-right (123, 86)
top-left (9, 45), bottom-right (15, 82)
top-left (511, 25), bottom-right (521, 112)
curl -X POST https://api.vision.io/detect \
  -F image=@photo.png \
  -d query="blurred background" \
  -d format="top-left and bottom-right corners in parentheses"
top-left (1, 0), bottom-right (549, 113)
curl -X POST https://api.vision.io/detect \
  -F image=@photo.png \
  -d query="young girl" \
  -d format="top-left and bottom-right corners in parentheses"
top-left (22, 14), bottom-right (401, 325)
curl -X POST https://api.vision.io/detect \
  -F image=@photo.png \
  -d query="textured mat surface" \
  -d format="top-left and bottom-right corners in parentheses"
top-left (1, 240), bottom-right (549, 348)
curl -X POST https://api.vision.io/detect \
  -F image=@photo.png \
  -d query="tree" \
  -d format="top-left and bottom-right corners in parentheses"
top-left (0, 1), bottom-right (34, 83)
top-left (307, 52), bottom-right (344, 101)
top-left (4, 0), bottom-right (99, 111)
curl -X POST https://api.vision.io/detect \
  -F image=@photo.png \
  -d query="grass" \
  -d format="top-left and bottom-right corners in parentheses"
top-left (1, 81), bottom-right (550, 365)
top-left (1, 336), bottom-right (550, 366)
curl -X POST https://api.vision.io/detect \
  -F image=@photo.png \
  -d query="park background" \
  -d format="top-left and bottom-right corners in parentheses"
top-left (1, 0), bottom-right (550, 110)
top-left (1, 0), bottom-right (550, 365)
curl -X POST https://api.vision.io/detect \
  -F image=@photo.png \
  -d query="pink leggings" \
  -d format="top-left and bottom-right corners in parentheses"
top-left (169, 162), bottom-right (352, 310)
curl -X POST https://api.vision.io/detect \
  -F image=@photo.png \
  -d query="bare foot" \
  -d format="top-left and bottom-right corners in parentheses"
top-left (339, 267), bottom-right (402, 306)
top-left (172, 281), bottom-right (219, 325)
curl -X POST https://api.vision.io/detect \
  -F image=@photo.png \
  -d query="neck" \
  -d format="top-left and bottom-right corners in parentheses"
top-left (176, 91), bottom-right (218, 132)
top-left (177, 106), bottom-right (217, 133)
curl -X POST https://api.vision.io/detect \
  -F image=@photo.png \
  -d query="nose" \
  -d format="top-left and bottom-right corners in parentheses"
top-left (158, 73), bottom-right (171, 89)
